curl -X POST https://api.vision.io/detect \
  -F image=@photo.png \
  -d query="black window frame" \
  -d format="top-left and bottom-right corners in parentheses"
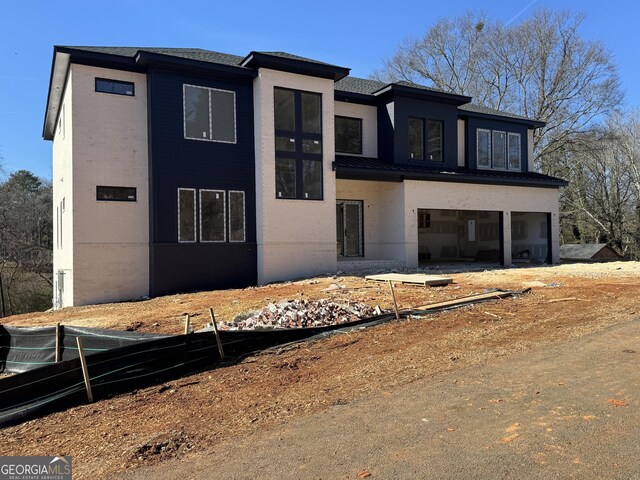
top-left (335, 116), bottom-right (363, 155)
top-left (427, 119), bottom-right (444, 162)
top-left (96, 186), bottom-right (137, 202)
top-left (409, 117), bottom-right (444, 162)
top-left (476, 128), bottom-right (522, 171)
top-left (408, 117), bottom-right (424, 161)
top-left (95, 78), bottom-right (135, 97)
top-left (183, 84), bottom-right (237, 144)
top-left (274, 87), bottom-right (323, 201)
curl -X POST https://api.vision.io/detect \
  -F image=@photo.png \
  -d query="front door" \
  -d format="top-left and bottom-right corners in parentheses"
top-left (336, 200), bottom-right (363, 257)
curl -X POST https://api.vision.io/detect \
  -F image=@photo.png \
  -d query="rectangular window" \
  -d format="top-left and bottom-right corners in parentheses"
top-left (492, 131), bottom-right (507, 169)
top-left (95, 78), bottom-right (135, 96)
top-left (200, 190), bottom-right (225, 242)
top-left (508, 133), bottom-right (521, 170)
top-left (408, 117), bottom-right (424, 160)
top-left (477, 129), bottom-right (491, 168)
top-left (427, 120), bottom-right (443, 162)
top-left (276, 158), bottom-right (296, 198)
top-left (274, 87), bottom-right (323, 200)
top-left (229, 191), bottom-right (246, 242)
top-left (183, 84), bottom-right (236, 143)
top-left (178, 188), bottom-right (196, 243)
top-left (335, 116), bottom-right (362, 154)
top-left (96, 186), bottom-right (137, 202)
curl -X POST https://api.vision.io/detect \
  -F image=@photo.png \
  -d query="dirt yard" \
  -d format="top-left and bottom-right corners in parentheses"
top-left (1, 262), bottom-right (639, 479)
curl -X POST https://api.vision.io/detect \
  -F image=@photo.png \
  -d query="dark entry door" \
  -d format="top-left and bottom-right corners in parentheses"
top-left (336, 200), bottom-right (363, 257)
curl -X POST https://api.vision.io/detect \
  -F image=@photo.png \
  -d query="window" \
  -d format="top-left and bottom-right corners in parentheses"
top-left (183, 85), bottom-right (236, 143)
top-left (408, 117), bottom-right (424, 160)
top-left (335, 116), bottom-right (362, 154)
top-left (274, 87), bottom-right (323, 200)
top-left (427, 120), bottom-right (443, 161)
top-left (95, 78), bottom-right (134, 96)
top-left (200, 190), bottom-right (225, 242)
top-left (178, 189), bottom-right (246, 243)
top-left (178, 188), bottom-right (196, 243)
top-left (229, 191), bottom-right (246, 242)
top-left (477, 129), bottom-right (491, 168)
top-left (477, 129), bottom-right (522, 171)
top-left (508, 133), bottom-right (521, 170)
top-left (96, 186), bottom-right (137, 202)
top-left (418, 211), bottom-right (431, 229)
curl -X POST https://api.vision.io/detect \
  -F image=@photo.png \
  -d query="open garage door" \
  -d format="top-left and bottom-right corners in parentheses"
top-left (418, 209), bottom-right (501, 265)
top-left (511, 212), bottom-right (551, 263)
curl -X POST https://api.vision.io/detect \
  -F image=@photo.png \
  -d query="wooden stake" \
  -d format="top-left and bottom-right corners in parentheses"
top-left (76, 336), bottom-right (93, 403)
top-left (209, 307), bottom-right (225, 361)
top-left (55, 322), bottom-right (61, 362)
top-left (184, 314), bottom-right (191, 335)
top-left (388, 280), bottom-right (400, 320)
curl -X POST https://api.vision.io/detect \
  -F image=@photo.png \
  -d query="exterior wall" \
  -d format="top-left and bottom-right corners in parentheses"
top-left (70, 64), bottom-right (149, 305)
top-left (253, 68), bottom-right (337, 284)
top-left (527, 129), bottom-right (535, 172)
top-left (52, 70), bottom-right (74, 308)
top-left (457, 119), bottom-right (466, 167)
top-left (334, 101), bottom-right (377, 157)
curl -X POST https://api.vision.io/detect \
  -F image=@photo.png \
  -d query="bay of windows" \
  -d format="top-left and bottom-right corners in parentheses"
top-left (477, 128), bottom-right (522, 171)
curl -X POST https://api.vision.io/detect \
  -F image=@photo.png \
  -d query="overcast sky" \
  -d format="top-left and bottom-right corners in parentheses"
top-left (1, 0), bottom-right (638, 179)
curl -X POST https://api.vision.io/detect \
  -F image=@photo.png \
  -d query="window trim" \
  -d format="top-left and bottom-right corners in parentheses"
top-left (335, 115), bottom-right (363, 155)
top-left (408, 117), bottom-right (425, 161)
top-left (476, 128), bottom-right (492, 170)
top-left (199, 189), bottom-right (226, 243)
top-left (183, 84), bottom-right (237, 144)
top-left (507, 132), bottom-right (522, 171)
top-left (95, 77), bottom-right (135, 96)
top-left (96, 186), bottom-right (137, 202)
top-left (426, 119), bottom-right (444, 162)
top-left (228, 190), bottom-right (246, 243)
top-left (477, 128), bottom-right (522, 171)
top-left (177, 188), bottom-right (197, 244)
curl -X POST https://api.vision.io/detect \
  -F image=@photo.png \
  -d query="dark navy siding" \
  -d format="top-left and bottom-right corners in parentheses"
top-left (147, 68), bottom-right (257, 296)
top-left (377, 100), bottom-right (395, 164)
top-left (392, 96), bottom-right (459, 169)
top-left (465, 117), bottom-right (528, 172)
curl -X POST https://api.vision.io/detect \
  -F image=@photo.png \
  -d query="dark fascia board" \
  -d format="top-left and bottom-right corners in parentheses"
top-left (334, 166), bottom-right (567, 188)
top-left (241, 51), bottom-right (350, 81)
top-left (372, 83), bottom-right (472, 106)
top-left (334, 90), bottom-right (378, 106)
top-left (458, 110), bottom-right (546, 129)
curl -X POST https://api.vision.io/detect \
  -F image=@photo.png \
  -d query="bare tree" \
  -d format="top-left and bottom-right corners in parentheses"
top-left (375, 9), bottom-right (623, 171)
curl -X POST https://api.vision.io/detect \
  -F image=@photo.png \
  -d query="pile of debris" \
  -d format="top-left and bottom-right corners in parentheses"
top-left (221, 299), bottom-right (380, 330)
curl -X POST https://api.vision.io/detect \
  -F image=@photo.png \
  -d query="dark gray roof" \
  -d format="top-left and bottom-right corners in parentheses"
top-left (559, 243), bottom-right (621, 259)
top-left (335, 76), bottom-right (386, 95)
top-left (334, 155), bottom-right (567, 188)
top-left (255, 51), bottom-right (343, 68)
top-left (459, 103), bottom-right (541, 124)
top-left (59, 46), bottom-right (245, 67)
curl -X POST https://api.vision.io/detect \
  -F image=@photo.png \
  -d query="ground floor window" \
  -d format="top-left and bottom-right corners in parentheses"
top-left (178, 188), bottom-right (246, 243)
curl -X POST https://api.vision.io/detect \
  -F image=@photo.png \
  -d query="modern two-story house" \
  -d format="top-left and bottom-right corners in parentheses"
top-left (43, 46), bottom-right (566, 308)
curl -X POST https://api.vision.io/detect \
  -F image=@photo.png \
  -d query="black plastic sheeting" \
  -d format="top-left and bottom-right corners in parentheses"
top-left (0, 325), bottom-right (170, 374)
top-left (0, 313), bottom-right (395, 429)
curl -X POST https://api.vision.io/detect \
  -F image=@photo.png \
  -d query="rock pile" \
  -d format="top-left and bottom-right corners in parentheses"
top-left (221, 299), bottom-right (379, 330)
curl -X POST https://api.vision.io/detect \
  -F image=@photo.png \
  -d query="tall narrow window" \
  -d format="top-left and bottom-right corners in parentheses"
top-left (229, 191), bottom-right (246, 242)
top-left (492, 131), bottom-right (507, 169)
top-left (508, 133), bottom-right (521, 170)
top-left (408, 118), bottom-right (424, 160)
top-left (178, 188), bottom-right (196, 242)
top-left (335, 116), bottom-right (362, 154)
top-left (183, 85), bottom-right (236, 143)
top-left (427, 120), bottom-right (443, 162)
top-left (477, 129), bottom-right (491, 168)
top-left (274, 87), bottom-right (323, 200)
top-left (200, 190), bottom-right (225, 242)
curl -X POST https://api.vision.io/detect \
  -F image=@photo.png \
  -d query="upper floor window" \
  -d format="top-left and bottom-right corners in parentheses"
top-left (97, 186), bottom-right (137, 202)
top-left (183, 84), bottom-right (236, 143)
top-left (335, 116), bottom-right (362, 155)
top-left (408, 118), bottom-right (443, 162)
top-left (274, 87), bottom-right (323, 200)
top-left (477, 129), bottom-right (521, 171)
top-left (95, 78), bottom-right (134, 96)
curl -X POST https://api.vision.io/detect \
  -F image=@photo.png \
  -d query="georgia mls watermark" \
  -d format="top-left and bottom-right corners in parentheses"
top-left (0, 456), bottom-right (72, 480)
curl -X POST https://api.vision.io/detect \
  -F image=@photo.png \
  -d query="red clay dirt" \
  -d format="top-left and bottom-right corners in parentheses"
top-left (0, 262), bottom-right (638, 479)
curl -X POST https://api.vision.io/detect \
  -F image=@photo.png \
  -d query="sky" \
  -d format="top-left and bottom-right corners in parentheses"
top-left (0, 0), bottom-right (638, 180)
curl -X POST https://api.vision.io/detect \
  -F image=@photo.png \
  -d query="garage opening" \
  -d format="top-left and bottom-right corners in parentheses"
top-left (511, 212), bottom-right (550, 263)
top-left (418, 209), bottom-right (501, 264)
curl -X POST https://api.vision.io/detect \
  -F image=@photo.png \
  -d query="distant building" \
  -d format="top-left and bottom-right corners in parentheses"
top-left (559, 243), bottom-right (623, 262)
